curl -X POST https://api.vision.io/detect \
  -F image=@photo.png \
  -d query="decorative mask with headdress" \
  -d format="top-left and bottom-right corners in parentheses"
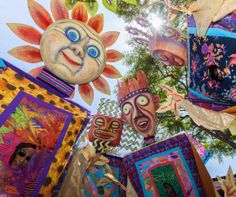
top-left (118, 71), bottom-right (160, 141)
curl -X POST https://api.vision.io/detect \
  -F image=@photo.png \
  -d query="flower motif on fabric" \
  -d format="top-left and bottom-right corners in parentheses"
top-left (189, 34), bottom-right (236, 105)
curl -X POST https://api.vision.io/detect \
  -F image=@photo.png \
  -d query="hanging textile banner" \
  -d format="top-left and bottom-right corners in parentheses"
top-left (188, 11), bottom-right (236, 111)
top-left (158, 84), bottom-right (236, 136)
top-left (0, 58), bottom-right (89, 196)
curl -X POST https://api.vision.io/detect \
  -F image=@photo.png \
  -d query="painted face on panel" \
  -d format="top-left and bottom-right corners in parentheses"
top-left (121, 93), bottom-right (158, 138)
top-left (40, 19), bottom-right (106, 84)
top-left (88, 114), bottom-right (123, 146)
top-left (10, 145), bottom-right (36, 168)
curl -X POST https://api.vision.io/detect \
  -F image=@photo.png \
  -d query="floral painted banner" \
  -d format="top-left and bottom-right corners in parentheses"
top-left (188, 14), bottom-right (236, 111)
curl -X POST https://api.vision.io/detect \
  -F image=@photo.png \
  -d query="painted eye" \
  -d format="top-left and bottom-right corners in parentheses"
top-left (95, 118), bottom-right (105, 126)
top-left (18, 151), bottom-right (25, 157)
top-left (65, 27), bottom-right (81, 42)
top-left (87, 45), bottom-right (100, 58)
top-left (122, 103), bottom-right (131, 115)
top-left (137, 95), bottom-right (149, 106)
top-left (111, 121), bottom-right (120, 129)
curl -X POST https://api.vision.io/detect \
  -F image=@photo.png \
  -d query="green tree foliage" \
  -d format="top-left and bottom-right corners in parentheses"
top-left (116, 0), bottom-right (150, 22)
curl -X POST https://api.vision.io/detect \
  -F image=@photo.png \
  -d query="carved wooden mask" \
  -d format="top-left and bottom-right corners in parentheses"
top-left (88, 114), bottom-right (123, 146)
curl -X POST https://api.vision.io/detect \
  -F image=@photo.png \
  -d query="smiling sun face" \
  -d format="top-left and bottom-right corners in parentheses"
top-left (7, 0), bottom-right (123, 105)
top-left (41, 19), bottom-right (106, 84)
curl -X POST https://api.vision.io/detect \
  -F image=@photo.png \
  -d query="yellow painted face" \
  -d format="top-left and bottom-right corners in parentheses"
top-left (40, 19), bottom-right (106, 84)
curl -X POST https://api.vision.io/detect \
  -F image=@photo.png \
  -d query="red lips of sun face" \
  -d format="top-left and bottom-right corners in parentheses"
top-left (61, 51), bottom-right (81, 67)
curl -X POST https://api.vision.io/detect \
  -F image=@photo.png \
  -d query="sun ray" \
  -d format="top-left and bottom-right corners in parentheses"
top-left (29, 66), bottom-right (46, 77)
top-left (7, 23), bottom-right (42, 45)
top-left (79, 83), bottom-right (94, 105)
top-left (72, 2), bottom-right (88, 23)
top-left (93, 76), bottom-right (110, 95)
top-left (50, 0), bottom-right (69, 21)
top-left (88, 14), bottom-right (104, 33)
top-left (101, 31), bottom-right (120, 48)
top-left (8, 46), bottom-right (42, 63)
top-left (69, 90), bottom-right (75, 99)
top-left (102, 64), bottom-right (121, 78)
top-left (106, 49), bottom-right (124, 62)
top-left (28, 0), bottom-right (53, 30)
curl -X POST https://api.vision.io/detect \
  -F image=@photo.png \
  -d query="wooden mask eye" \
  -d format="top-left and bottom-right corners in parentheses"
top-left (18, 151), bottom-right (25, 157)
top-left (95, 118), bottom-right (105, 126)
top-left (122, 103), bottom-right (131, 115)
top-left (111, 121), bottom-right (120, 129)
top-left (137, 95), bottom-right (149, 106)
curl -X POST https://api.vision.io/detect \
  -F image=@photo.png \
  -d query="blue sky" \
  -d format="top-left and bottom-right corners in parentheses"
top-left (0, 0), bottom-right (235, 178)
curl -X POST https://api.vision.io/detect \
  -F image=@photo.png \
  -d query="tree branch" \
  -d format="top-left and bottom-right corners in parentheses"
top-left (191, 121), bottom-right (236, 149)
top-left (192, 130), bottom-right (204, 138)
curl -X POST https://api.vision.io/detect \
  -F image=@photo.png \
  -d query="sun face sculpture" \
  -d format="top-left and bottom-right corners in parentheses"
top-left (8, 0), bottom-right (123, 105)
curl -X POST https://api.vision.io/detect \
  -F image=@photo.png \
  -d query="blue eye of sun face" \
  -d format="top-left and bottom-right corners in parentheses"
top-left (86, 45), bottom-right (100, 58)
top-left (65, 27), bottom-right (81, 42)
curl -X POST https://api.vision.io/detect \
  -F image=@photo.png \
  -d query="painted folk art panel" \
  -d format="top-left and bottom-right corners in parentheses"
top-left (0, 91), bottom-right (71, 196)
top-left (83, 155), bottom-right (127, 197)
top-left (0, 58), bottom-right (89, 196)
top-left (123, 133), bottom-right (216, 197)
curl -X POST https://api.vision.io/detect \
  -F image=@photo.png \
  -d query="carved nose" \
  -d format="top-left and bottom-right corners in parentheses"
top-left (70, 37), bottom-right (89, 57)
top-left (70, 45), bottom-right (84, 57)
top-left (132, 105), bottom-right (143, 120)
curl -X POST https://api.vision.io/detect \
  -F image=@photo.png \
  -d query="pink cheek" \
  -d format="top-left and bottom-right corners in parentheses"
top-left (122, 114), bottom-right (130, 121)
